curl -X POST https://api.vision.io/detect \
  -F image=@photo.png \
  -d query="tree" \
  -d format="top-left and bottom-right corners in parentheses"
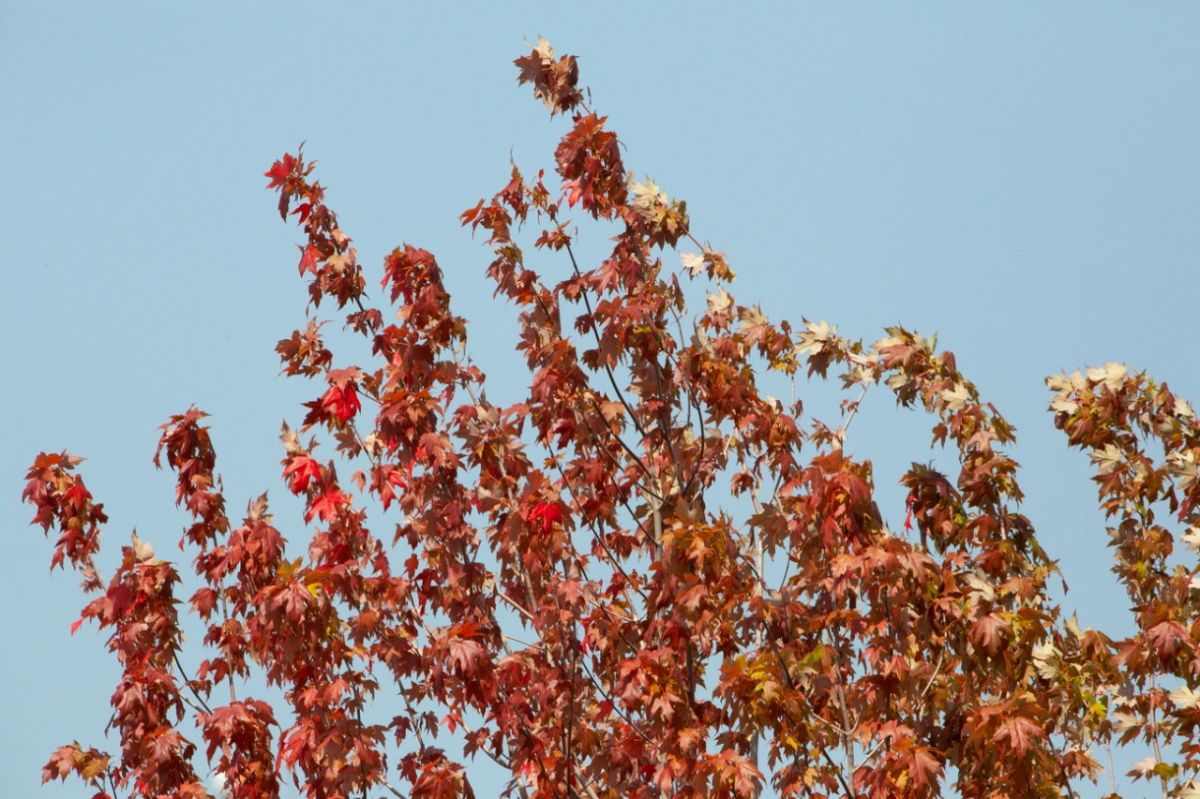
top-left (22, 38), bottom-right (1200, 799)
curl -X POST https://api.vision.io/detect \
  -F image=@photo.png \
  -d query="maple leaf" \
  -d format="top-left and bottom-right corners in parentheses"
top-left (707, 289), bottom-right (733, 315)
top-left (78, 752), bottom-right (107, 781)
top-left (970, 613), bottom-right (1007, 656)
top-left (130, 530), bottom-right (162, 565)
top-left (290, 202), bottom-right (312, 224)
top-left (276, 725), bottom-right (307, 769)
top-left (304, 487), bottom-right (347, 523)
top-left (41, 746), bottom-right (74, 783)
top-left (1085, 361), bottom-right (1128, 389)
top-left (1146, 619), bottom-right (1188, 658)
top-left (190, 587), bottom-right (217, 617)
top-left (941, 382), bottom-right (971, 411)
top-left (380, 244), bottom-right (440, 304)
top-left (320, 383), bottom-right (361, 424)
top-left (963, 570), bottom-right (996, 603)
top-left (374, 464), bottom-right (408, 511)
top-left (677, 584), bottom-right (707, 612)
top-left (1170, 684), bottom-right (1200, 710)
top-left (297, 244), bottom-right (321, 276)
top-left (1111, 710), bottom-right (1141, 733)
top-left (629, 176), bottom-right (668, 217)
top-left (708, 750), bottom-right (763, 798)
top-left (1031, 641), bottom-right (1059, 679)
top-left (283, 455), bottom-right (322, 494)
top-left (264, 153), bottom-right (296, 189)
top-left (992, 715), bottom-right (1043, 756)
top-left (1186, 526), bottom-right (1200, 553)
top-left (445, 636), bottom-right (486, 676)
top-left (513, 35), bottom-right (581, 115)
top-left (533, 35), bottom-right (554, 59)
top-left (525, 501), bottom-right (564, 535)
top-left (680, 251), bottom-right (705, 277)
top-left (905, 745), bottom-right (943, 790)
top-left (1090, 443), bottom-right (1123, 474)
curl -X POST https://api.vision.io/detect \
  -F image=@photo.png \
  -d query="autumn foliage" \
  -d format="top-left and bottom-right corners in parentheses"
top-left (23, 39), bottom-right (1200, 799)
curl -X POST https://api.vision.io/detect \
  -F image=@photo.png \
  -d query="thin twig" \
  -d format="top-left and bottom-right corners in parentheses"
top-left (564, 241), bottom-right (651, 446)
top-left (172, 651), bottom-right (213, 714)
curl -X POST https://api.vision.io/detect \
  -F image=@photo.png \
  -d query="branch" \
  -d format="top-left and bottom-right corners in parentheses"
top-left (564, 241), bottom-right (652, 446)
top-left (548, 449), bottom-right (648, 609)
top-left (818, 746), bottom-right (857, 799)
top-left (530, 284), bottom-right (661, 496)
top-left (172, 651), bottom-right (213, 714)
top-left (835, 383), bottom-right (871, 449)
top-left (829, 634), bottom-right (859, 780)
top-left (577, 658), bottom-right (657, 750)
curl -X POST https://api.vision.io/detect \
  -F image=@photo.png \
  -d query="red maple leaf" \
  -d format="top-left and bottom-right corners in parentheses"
top-left (42, 745), bottom-right (79, 783)
top-left (992, 715), bottom-right (1044, 757)
top-left (264, 153), bottom-right (296, 189)
top-left (297, 244), bottom-right (321, 276)
top-left (971, 614), bottom-right (1007, 656)
top-left (904, 745), bottom-right (943, 790)
top-left (64, 480), bottom-right (91, 511)
top-left (276, 725), bottom-right (307, 770)
top-left (1146, 620), bottom-right (1188, 658)
top-left (525, 501), bottom-right (563, 535)
top-left (305, 487), bottom-right (348, 523)
top-left (445, 637), bottom-right (485, 676)
top-left (320, 383), bottom-right (361, 424)
top-left (375, 465), bottom-right (408, 511)
top-left (283, 455), bottom-right (322, 494)
top-left (290, 202), bottom-right (312, 225)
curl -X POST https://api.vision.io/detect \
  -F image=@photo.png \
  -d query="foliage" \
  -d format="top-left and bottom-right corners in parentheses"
top-left (23, 39), bottom-right (1200, 799)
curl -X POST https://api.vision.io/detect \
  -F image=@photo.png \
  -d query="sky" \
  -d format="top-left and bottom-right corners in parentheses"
top-left (2, 3), bottom-right (1198, 797)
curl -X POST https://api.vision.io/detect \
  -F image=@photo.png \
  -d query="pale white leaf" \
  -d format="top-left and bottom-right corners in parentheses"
top-left (1090, 444), bottom-right (1123, 474)
top-left (941, 383), bottom-right (971, 412)
top-left (131, 530), bottom-right (162, 565)
top-left (963, 570), bottom-right (996, 603)
top-left (1131, 755), bottom-right (1158, 775)
top-left (680, 251), bottom-right (705, 277)
top-left (1185, 527), bottom-right (1200, 554)
top-left (1171, 684), bottom-right (1200, 710)
top-left (1086, 361), bottom-right (1128, 389)
top-left (707, 289), bottom-right (733, 314)
top-left (1031, 641), bottom-right (1059, 680)
top-left (1111, 711), bottom-right (1141, 733)
top-left (534, 36), bottom-right (555, 59)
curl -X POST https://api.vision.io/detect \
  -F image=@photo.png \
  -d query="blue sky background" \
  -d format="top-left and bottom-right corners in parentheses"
top-left (2, 3), bottom-right (1197, 797)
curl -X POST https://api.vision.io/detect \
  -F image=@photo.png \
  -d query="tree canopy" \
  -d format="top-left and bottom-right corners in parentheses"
top-left (24, 39), bottom-right (1200, 799)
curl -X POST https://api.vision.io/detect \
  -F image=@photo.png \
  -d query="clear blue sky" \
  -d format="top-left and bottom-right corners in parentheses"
top-left (2, 4), bottom-right (1197, 797)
